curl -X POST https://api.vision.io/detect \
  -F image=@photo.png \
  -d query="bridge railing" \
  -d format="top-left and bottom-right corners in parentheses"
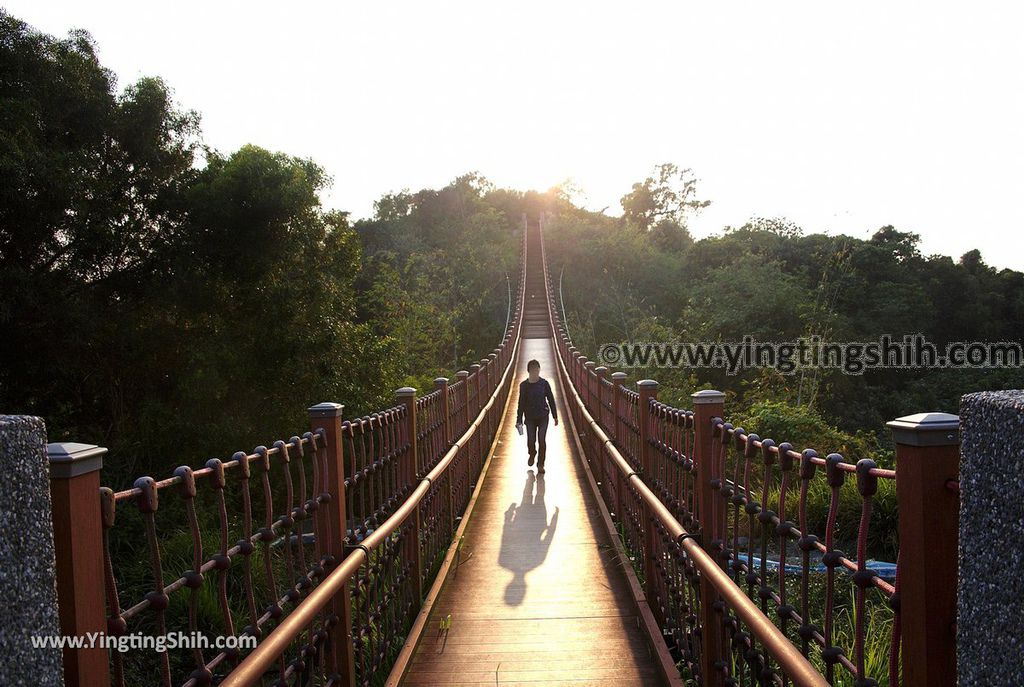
top-left (49, 229), bottom-right (527, 687)
top-left (538, 217), bottom-right (959, 687)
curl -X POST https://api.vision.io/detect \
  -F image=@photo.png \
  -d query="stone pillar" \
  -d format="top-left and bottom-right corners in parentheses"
top-left (0, 416), bottom-right (64, 686)
top-left (958, 390), bottom-right (1024, 686)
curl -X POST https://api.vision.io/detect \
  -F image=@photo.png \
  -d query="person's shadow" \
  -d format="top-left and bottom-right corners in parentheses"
top-left (498, 471), bottom-right (559, 606)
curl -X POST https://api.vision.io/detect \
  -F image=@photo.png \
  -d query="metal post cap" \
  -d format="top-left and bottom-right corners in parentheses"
top-left (48, 442), bottom-right (106, 478)
top-left (637, 379), bottom-right (659, 389)
top-left (395, 387), bottom-right (417, 397)
top-left (691, 390), bottom-right (726, 405)
top-left (308, 402), bottom-right (344, 417)
top-left (887, 412), bottom-right (960, 446)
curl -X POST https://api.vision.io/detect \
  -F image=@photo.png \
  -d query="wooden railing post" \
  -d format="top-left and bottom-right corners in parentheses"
top-left (610, 372), bottom-right (628, 520)
top-left (480, 358), bottom-right (490, 402)
top-left (610, 372), bottom-right (627, 445)
top-left (455, 370), bottom-right (470, 437)
top-left (307, 402), bottom-right (356, 686)
top-left (692, 389), bottom-right (727, 687)
top-left (396, 387), bottom-right (423, 610)
top-left (486, 354), bottom-right (497, 434)
top-left (581, 354), bottom-right (589, 409)
top-left (469, 363), bottom-right (481, 417)
top-left (637, 381), bottom-right (658, 475)
top-left (567, 347), bottom-right (577, 390)
top-left (637, 380), bottom-right (659, 606)
top-left (492, 350), bottom-right (501, 390)
top-left (48, 442), bottom-right (110, 687)
top-left (589, 360), bottom-right (598, 413)
top-left (471, 363), bottom-right (483, 472)
top-left (435, 377), bottom-right (455, 533)
top-left (595, 366), bottom-right (608, 431)
top-left (435, 377), bottom-right (450, 446)
top-left (887, 412), bottom-right (959, 687)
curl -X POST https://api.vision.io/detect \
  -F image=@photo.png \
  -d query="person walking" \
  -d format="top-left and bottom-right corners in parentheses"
top-left (515, 359), bottom-right (558, 473)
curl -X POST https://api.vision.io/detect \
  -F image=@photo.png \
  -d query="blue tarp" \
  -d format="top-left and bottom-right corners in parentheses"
top-left (748, 555), bottom-right (897, 580)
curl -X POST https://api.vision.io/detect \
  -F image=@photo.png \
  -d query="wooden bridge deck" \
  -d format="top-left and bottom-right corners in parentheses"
top-left (400, 337), bottom-right (665, 686)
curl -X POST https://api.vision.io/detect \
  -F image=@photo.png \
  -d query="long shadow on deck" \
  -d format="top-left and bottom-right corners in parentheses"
top-left (498, 472), bottom-right (559, 606)
top-left (399, 337), bottom-right (664, 686)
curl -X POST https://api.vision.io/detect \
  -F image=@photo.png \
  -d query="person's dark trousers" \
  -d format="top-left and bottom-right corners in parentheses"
top-left (525, 415), bottom-right (549, 462)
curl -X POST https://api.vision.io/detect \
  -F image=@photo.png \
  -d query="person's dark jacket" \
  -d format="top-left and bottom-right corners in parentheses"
top-left (517, 377), bottom-right (557, 424)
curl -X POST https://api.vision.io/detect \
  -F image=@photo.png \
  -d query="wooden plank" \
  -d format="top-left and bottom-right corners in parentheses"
top-left (403, 667), bottom-right (660, 685)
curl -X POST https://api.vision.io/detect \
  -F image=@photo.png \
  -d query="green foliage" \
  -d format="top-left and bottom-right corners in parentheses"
top-left (683, 254), bottom-right (809, 341)
top-left (815, 588), bottom-right (898, 686)
top-left (0, 15), bottom-right (526, 487)
top-left (620, 162), bottom-right (709, 232)
top-left (732, 400), bottom-right (881, 464)
top-left (546, 193), bottom-right (1024, 438)
top-left (546, 161), bottom-right (1022, 578)
top-left (355, 174), bottom-right (520, 376)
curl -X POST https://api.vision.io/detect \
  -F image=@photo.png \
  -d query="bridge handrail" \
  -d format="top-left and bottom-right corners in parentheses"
top-left (59, 228), bottom-right (527, 687)
top-left (221, 314), bottom-right (524, 685)
top-left (216, 228), bottom-right (528, 685)
top-left (540, 215), bottom-right (960, 687)
top-left (537, 217), bottom-right (829, 687)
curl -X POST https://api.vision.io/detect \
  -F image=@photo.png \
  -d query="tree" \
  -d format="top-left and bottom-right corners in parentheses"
top-left (747, 216), bottom-right (803, 238)
top-left (620, 163), bottom-right (710, 231)
top-left (869, 225), bottom-right (921, 262)
top-left (0, 12), bottom-right (199, 450)
top-left (958, 249), bottom-right (988, 274)
top-left (649, 218), bottom-right (693, 252)
top-left (0, 11), bottom-right (200, 284)
top-left (0, 13), bottom-right (403, 474)
top-left (354, 174), bottom-right (519, 376)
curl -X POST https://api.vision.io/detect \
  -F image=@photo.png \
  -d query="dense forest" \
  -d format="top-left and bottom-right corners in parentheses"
top-left (3, 9), bottom-right (1022, 489)
top-left (0, 12), bottom-right (530, 485)
top-left (543, 164), bottom-right (1024, 464)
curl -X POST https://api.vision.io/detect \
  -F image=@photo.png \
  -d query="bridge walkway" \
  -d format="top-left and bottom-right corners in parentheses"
top-left (400, 334), bottom-right (665, 686)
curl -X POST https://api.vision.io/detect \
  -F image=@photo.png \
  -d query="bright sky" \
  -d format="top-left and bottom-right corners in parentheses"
top-left (8, 1), bottom-right (1024, 269)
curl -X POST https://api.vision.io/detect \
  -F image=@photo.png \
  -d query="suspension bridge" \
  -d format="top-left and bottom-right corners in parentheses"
top-left (23, 218), bottom-right (966, 687)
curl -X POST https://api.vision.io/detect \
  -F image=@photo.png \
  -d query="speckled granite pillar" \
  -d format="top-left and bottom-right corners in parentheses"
top-left (0, 415), bottom-right (63, 686)
top-left (959, 390), bottom-right (1024, 687)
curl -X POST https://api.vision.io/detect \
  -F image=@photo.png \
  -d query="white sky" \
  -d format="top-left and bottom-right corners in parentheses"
top-left (7, 1), bottom-right (1024, 269)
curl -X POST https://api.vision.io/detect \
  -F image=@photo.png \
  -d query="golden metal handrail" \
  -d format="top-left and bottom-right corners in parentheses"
top-left (538, 218), bottom-right (828, 687)
top-left (221, 244), bottom-right (527, 687)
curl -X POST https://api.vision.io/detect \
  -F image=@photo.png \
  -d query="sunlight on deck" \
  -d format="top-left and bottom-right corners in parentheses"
top-left (401, 338), bottom-right (662, 686)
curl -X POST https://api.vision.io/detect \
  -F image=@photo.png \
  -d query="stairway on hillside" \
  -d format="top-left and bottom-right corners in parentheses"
top-left (522, 220), bottom-right (551, 339)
